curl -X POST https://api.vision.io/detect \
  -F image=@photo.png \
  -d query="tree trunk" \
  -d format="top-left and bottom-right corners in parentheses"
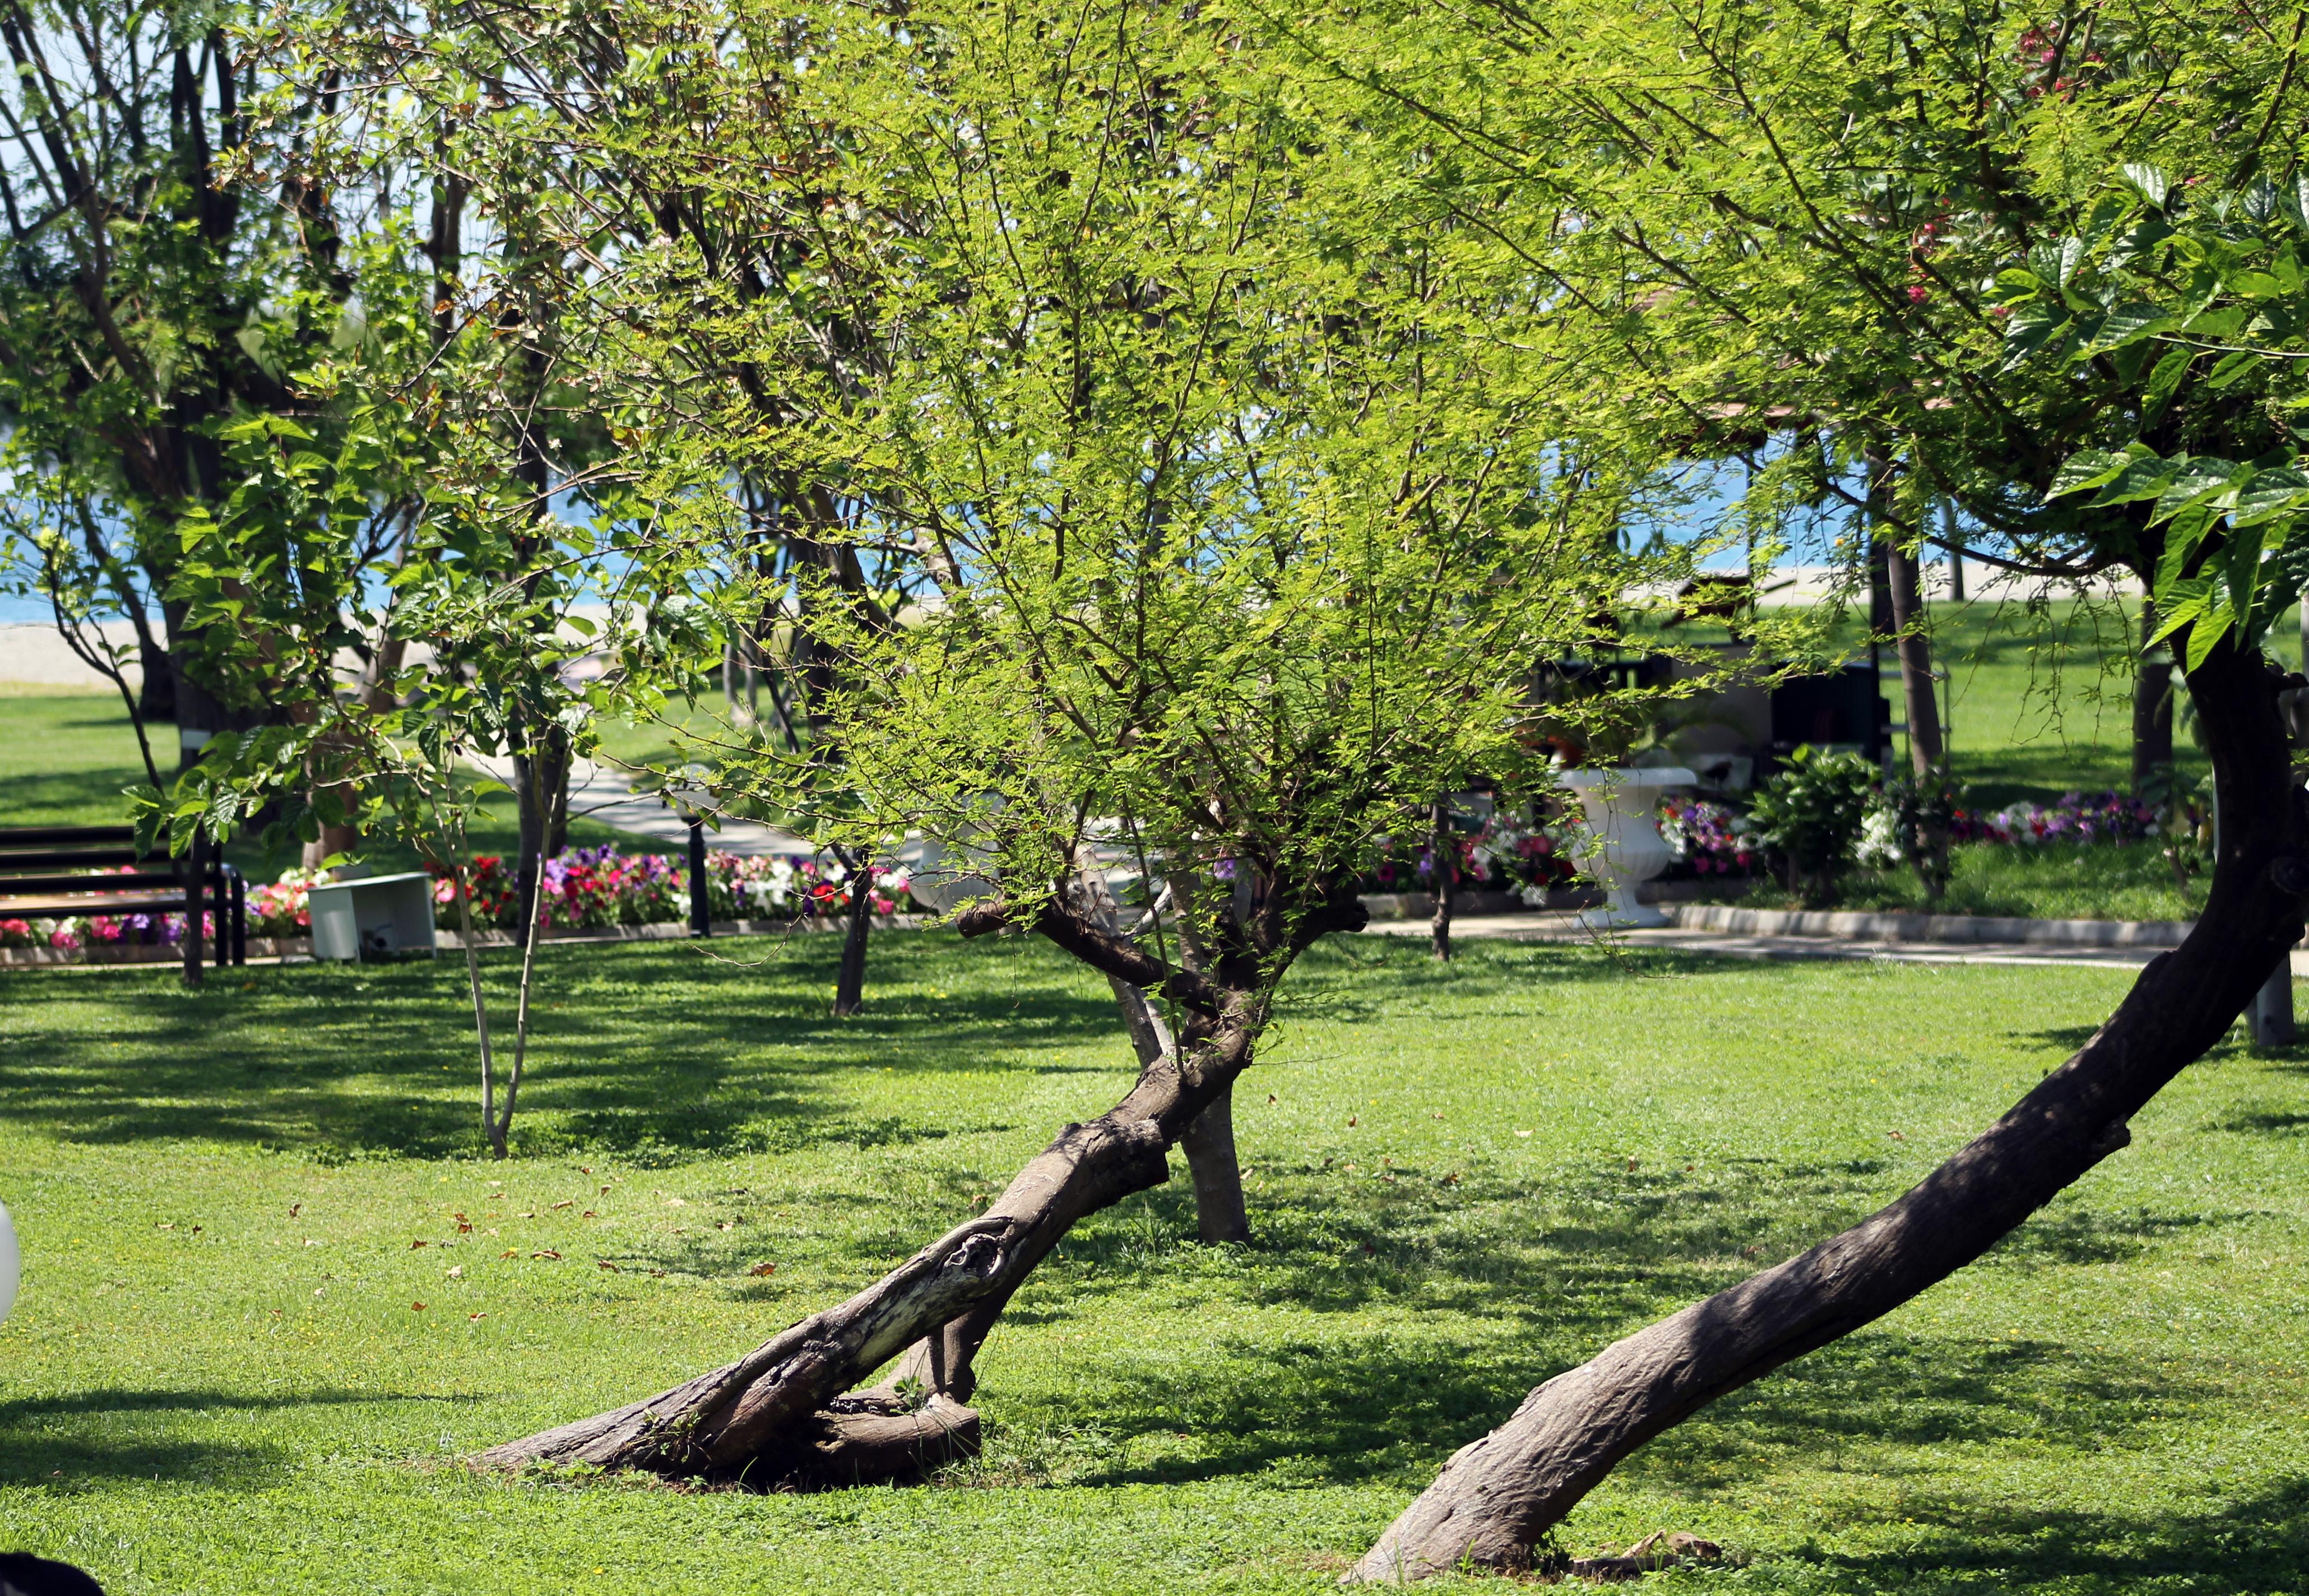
top-left (2133, 593), bottom-right (2175, 797)
top-left (1863, 450), bottom-right (1896, 773)
top-left (1348, 638), bottom-right (2309, 1583)
top-left (1429, 799), bottom-right (1455, 962)
top-left (832, 852), bottom-right (874, 1017)
top-left (511, 722), bottom-right (572, 926)
top-left (1181, 1087), bottom-right (1250, 1244)
top-left (1884, 541), bottom-right (1943, 773)
top-left (476, 890), bottom-right (1363, 1476)
top-left (131, 593), bottom-right (175, 725)
top-left (1082, 867), bottom-right (1251, 1245)
top-left (476, 1004), bottom-right (1255, 1478)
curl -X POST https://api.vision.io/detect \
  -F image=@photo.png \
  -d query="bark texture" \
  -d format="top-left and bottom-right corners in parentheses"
top-left (2133, 594), bottom-right (2175, 796)
top-left (1350, 639), bottom-right (2309, 1583)
top-left (1180, 1088), bottom-right (1250, 1244)
top-left (478, 886), bottom-right (1362, 1479)
top-left (1884, 541), bottom-right (1943, 772)
top-left (833, 855), bottom-right (873, 1017)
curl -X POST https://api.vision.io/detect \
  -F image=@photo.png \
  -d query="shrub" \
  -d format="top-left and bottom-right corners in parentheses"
top-left (1747, 745), bottom-right (1878, 904)
top-left (1873, 768), bottom-right (1969, 902)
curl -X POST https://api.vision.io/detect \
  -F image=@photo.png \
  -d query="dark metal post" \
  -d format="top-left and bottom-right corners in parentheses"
top-left (688, 816), bottom-right (711, 938)
top-left (182, 829), bottom-right (206, 987)
top-left (212, 857), bottom-right (228, 968)
top-left (230, 868), bottom-right (247, 966)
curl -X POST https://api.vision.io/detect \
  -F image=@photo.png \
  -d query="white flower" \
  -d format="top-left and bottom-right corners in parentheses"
top-left (1856, 807), bottom-right (1903, 868)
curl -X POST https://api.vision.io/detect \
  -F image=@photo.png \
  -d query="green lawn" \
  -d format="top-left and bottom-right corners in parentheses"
top-left (0, 688), bottom-right (666, 876)
top-left (3, 931), bottom-right (2305, 1593)
top-left (1714, 839), bottom-right (2203, 922)
top-left (1923, 593), bottom-right (2219, 810)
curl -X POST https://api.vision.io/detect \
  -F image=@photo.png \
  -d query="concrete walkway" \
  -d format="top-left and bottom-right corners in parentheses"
top-left (463, 753), bottom-right (810, 858)
top-left (1367, 912), bottom-right (2172, 969)
top-left (1373, 908), bottom-right (2309, 976)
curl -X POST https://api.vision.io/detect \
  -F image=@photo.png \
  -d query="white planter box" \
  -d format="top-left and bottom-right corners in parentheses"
top-left (306, 873), bottom-right (439, 961)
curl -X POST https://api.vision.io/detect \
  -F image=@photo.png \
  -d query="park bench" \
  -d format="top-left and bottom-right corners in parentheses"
top-left (0, 824), bottom-right (245, 968)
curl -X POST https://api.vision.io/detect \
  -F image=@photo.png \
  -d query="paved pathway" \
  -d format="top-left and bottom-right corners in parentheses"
top-left (1367, 912), bottom-right (2205, 972)
top-left (464, 753), bottom-right (810, 858)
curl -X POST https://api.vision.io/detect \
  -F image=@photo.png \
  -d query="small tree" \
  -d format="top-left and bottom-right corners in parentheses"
top-left (458, 0), bottom-right (1710, 1481)
top-left (1282, 0), bottom-right (2309, 1574)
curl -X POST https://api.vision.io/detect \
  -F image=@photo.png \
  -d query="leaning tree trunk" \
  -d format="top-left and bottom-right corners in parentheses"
top-left (1350, 637), bottom-right (2308, 1583)
top-left (476, 895), bottom-right (1354, 1481)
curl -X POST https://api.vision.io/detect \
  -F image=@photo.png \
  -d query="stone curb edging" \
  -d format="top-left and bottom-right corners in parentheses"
top-left (1666, 903), bottom-right (2194, 948)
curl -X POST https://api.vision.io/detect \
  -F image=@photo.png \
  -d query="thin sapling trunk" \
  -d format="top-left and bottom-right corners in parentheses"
top-left (1429, 797), bottom-right (1455, 961)
top-left (491, 862), bottom-right (548, 1158)
top-left (450, 857), bottom-right (501, 1154)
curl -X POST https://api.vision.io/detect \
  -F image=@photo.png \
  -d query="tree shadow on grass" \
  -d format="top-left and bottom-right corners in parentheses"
top-left (967, 1145), bottom-right (2246, 1504)
top-left (0, 765), bottom-right (149, 829)
top-left (0, 1386), bottom-right (451, 1487)
top-left (0, 932), bottom-right (1123, 1161)
top-left (1983, 1202), bottom-right (2233, 1266)
top-left (1806, 1474), bottom-right (2309, 1595)
top-left (985, 1317), bottom-right (2217, 1499)
top-left (1283, 935), bottom-right (1841, 1028)
top-left (2216, 1108), bottom-right (2309, 1135)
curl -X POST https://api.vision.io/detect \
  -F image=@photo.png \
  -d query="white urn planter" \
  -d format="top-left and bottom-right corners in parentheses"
top-left (1557, 766), bottom-right (1696, 930)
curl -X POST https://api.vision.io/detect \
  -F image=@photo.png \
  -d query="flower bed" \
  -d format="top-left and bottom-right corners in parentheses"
top-left (1361, 813), bottom-right (1584, 902)
top-left (4, 848), bottom-right (923, 959)
top-left (426, 846), bottom-right (921, 933)
top-left (1, 862), bottom-right (209, 952)
top-left (1971, 791), bottom-right (2162, 846)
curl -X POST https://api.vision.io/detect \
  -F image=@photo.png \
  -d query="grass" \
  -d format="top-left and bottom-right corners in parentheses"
top-left (1712, 839), bottom-right (2203, 922)
top-left (1665, 592), bottom-right (2226, 810)
top-left (0, 690), bottom-right (665, 878)
top-left (3, 930), bottom-right (2307, 1593)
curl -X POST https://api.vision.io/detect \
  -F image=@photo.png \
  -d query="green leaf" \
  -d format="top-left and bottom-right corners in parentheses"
top-left (2185, 598), bottom-right (2237, 671)
top-left (2088, 301), bottom-right (2177, 350)
top-left (2122, 163), bottom-right (2172, 209)
top-left (2148, 576), bottom-right (2213, 646)
top-left (2048, 448), bottom-right (2137, 498)
top-left (2206, 350), bottom-right (2260, 391)
top-left (2150, 461), bottom-right (2242, 525)
top-left (2230, 467), bottom-right (2309, 528)
top-left (2225, 520), bottom-right (2268, 637)
top-left (2057, 235), bottom-right (2089, 289)
top-left (2140, 347), bottom-right (2196, 424)
top-left (2086, 454), bottom-right (2181, 506)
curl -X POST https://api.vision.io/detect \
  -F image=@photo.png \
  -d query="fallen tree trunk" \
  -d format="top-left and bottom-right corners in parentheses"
top-left (1350, 639), bottom-right (2309, 1582)
top-left (473, 1097), bottom-right (1183, 1477)
top-left (477, 888), bottom-right (1357, 1478)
